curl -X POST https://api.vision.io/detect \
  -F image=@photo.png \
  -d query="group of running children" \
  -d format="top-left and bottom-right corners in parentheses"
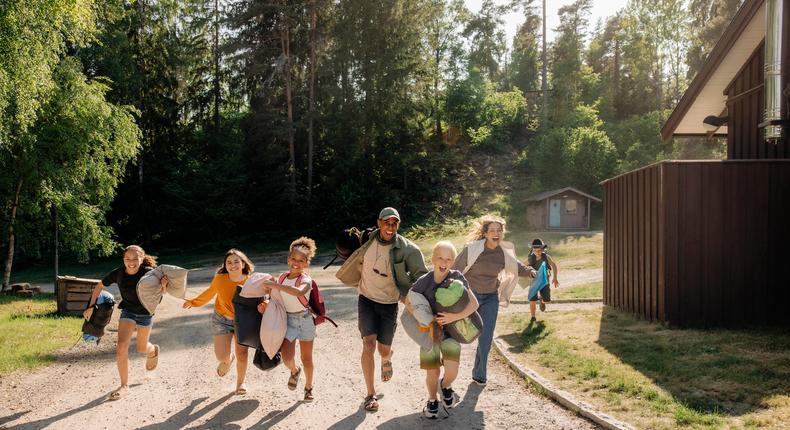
top-left (82, 213), bottom-right (559, 419)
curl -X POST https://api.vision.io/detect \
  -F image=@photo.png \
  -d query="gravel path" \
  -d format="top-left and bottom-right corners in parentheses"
top-left (0, 265), bottom-right (597, 430)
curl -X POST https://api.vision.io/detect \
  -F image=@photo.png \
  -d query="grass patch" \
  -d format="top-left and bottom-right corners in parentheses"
top-left (0, 293), bottom-right (83, 375)
top-left (553, 281), bottom-right (602, 299)
top-left (498, 307), bottom-right (790, 429)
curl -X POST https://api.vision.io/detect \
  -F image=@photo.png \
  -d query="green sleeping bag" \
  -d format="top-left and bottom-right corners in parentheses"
top-left (435, 279), bottom-right (465, 309)
top-left (434, 279), bottom-right (483, 344)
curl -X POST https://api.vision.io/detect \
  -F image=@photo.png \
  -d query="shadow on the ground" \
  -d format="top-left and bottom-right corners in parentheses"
top-left (374, 382), bottom-right (485, 429)
top-left (247, 401), bottom-right (301, 428)
top-left (5, 383), bottom-right (142, 430)
top-left (498, 319), bottom-right (547, 353)
top-left (596, 305), bottom-right (790, 418)
top-left (137, 393), bottom-right (234, 429)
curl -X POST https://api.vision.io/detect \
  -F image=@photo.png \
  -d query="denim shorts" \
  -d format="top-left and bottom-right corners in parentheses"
top-left (285, 310), bottom-right (316, 342)
top-left (119, 309), bottom-right (153, 327)
top-left (211, 312), bottom-right (235, 336)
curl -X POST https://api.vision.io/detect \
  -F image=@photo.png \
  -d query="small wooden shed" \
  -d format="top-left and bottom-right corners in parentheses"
top-left (525, 187), bottom-right (601, 230)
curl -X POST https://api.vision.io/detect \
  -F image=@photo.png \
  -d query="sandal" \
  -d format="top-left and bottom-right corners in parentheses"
top-left (145, 344), bottom-right (160, 371)
top-left (304, 387), bottom-right (314, 402)
top-left (381, 351), bottom-right (394, 382)
top-left (108, 386), bottom-right (128, 401)
top-left (287, 367), bottom-right (301, 391)
top-left (364, 395), bottom-right (379, 412)
top-left (217, 354), bottom-right (235, 377)
top-left (235, 383), bottom-right (248, 395)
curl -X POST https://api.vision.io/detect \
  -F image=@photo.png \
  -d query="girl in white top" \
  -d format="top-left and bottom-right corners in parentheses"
top-left (259, 237), bottom-right (318, 401)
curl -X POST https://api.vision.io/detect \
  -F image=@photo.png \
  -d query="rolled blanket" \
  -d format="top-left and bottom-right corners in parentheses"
top-left (137, 265), bottom-right (189, 314)
top-left (260, 290), bottom-right (287, 360)
top-left (232, 286), bottom-right (263, 349)
top-left (82, 290), bottom-right (116, 344)
top-left (240, 272), bottom-right (274, 298)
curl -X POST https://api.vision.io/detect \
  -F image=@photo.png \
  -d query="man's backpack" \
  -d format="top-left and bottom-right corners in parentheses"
top-left (323, 226), bottom-right (375, 269)
top-left (277, 272), bottom-right (338, 327)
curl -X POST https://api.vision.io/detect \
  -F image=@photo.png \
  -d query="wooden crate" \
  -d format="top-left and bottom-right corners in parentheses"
top-left (56, 276), bottom-right (100, 316)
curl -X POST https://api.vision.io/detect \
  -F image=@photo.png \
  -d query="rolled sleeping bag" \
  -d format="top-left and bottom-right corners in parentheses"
top-left (82, 290), bottom-right (116, 344)
top-left (444, 311), bottom-right (483, 344)
top-left (434, 279), bottom-right (483, 344)
top-left (400, 310), bottom-right (434, 352)
top-left (137, 265), bottom-right (189, 314)
top-left (232, 286), bottom-right (263, 349)
top-left (434, 279), bottom-right (469, 313)
top-left (407, 290), bottom-right (434, 326)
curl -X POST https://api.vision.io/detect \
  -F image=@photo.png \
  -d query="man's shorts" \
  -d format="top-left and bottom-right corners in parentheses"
top-left (419, 336), bottom-right (461, 369)
top-left (358, 294), bottom-right (398, 346)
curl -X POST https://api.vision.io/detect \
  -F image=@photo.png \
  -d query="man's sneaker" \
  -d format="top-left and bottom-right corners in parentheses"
top-left (530, 316), bottom-right (537, 323)
top-left (441, 385), bottom-right (460, 408)
top-left (539, 301), bottom-right (546, 312)
top-left (472, 378), bottom-right (487, 386)
top-left (423, 400), bottom-right (440, 418)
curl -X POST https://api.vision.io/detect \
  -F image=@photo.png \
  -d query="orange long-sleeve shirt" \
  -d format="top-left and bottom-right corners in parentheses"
top-left (187, 273), bottom-right (248, 319)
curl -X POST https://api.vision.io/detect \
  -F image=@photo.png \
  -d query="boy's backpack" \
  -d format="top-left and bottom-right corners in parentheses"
top-left (277, 272), bottom-right (338, 327)
top-left (323, 226), bottom-right (375, 269)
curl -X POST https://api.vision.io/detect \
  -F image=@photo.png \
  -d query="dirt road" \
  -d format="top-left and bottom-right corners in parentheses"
top-left (0, 264), bottom-right (596, 429)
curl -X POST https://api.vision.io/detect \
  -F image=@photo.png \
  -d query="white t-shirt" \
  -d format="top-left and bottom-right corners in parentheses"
top-left (279, 273), bottom-right (312, 313)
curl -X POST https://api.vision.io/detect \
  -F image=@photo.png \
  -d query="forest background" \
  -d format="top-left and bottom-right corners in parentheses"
top-left (0, 0), bottom-right (738, 285)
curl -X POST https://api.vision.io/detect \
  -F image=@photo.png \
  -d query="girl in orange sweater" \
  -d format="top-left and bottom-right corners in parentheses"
top-left (183, 249), bottom-right (254, 394)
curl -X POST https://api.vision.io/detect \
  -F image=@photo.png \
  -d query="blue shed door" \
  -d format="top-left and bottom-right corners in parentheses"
top-left (549, 199), bottom-right (561, 227)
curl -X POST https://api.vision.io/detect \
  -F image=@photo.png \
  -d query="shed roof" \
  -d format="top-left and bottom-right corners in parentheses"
top-left (661, 0), bottom-right (765, 141)
top-left (525, 187), bottom-right (602, 203)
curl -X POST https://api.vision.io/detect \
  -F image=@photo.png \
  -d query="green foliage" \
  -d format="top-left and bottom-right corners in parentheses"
top-left (525, 103), bottom-right (615, 194)
top-left (0, 0), bottom-right (97, 145)
top-left (446, 69), bottom-right (529, 149)
top-left (14, 57), bottom-right (140, 261)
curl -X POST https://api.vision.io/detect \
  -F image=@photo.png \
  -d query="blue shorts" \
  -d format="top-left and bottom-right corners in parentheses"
top-left (211, 312), bottom-right (235, 336)
top-left (119, 309), bottom-right (153, 327)
top-left (285, 311), bottom-right (316, 342)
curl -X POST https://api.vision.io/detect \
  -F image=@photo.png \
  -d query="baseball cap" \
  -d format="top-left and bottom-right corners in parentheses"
top-left (378, 207), bottom-right (401, 221)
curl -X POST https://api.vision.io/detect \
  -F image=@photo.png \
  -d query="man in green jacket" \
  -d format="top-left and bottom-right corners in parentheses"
top-left (336, 207), bottom-right (428, 412)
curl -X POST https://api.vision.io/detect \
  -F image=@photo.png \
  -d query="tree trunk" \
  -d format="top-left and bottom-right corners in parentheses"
top-left (213, 0), bottom-right (221, 141)
top-left (2, 180), bottom-right (23, 290)
top-left (434, 35), bottom-right (443, 143)
top-left (281, 3), bottom-right (296, 204)
top-left (541, 0), bottom-right (548, 126)
top-left (307, 0), bottom-right (317, 199)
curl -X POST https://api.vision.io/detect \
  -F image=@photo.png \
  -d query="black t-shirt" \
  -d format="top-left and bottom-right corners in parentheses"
top-left (102, 265), bottom-right (153, 315)
top-left (527, 252), bottom-right (552, 273)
